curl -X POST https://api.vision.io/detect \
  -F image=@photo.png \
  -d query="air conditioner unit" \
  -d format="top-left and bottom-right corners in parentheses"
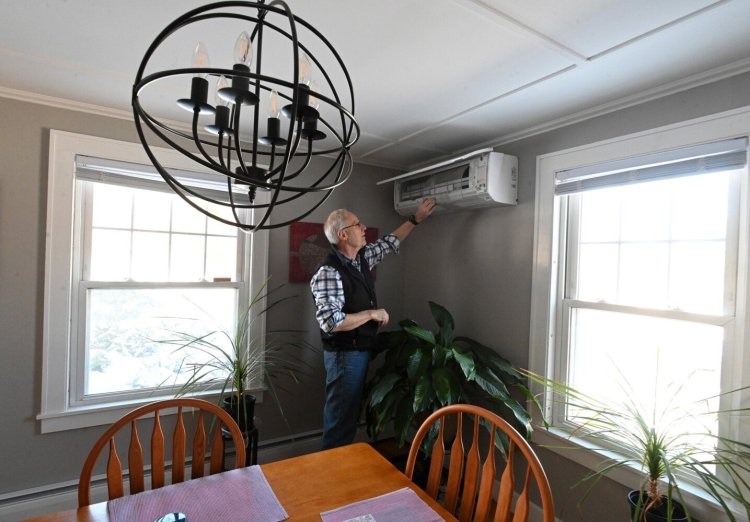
top-left (378, 148), bottom-right (518, 216)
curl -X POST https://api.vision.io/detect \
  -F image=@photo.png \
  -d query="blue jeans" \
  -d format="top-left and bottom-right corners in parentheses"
top-left (322, 350), bottom-right (371, 449)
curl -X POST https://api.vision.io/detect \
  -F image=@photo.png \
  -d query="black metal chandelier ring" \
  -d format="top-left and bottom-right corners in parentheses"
top-left (134, 68), bottom-right (356, 165)
top-left (132, 0), bottom-right (358, 231)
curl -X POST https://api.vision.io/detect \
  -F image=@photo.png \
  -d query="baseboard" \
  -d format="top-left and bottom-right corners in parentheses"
top-left (1, 431), bottom-right (325, 522)
top-left (1, 427), bottom-right (561, 522)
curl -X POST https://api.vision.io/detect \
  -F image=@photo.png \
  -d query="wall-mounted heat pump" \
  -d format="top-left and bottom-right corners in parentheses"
top-left (377, 148), bottom-right (517, 216)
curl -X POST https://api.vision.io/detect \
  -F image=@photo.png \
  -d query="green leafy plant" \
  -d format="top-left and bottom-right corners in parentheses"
top-left (364, 301), bottom-right (534, 447)
top-left (523, 368), bottom-right (750, 521)
top-left (157, 281), bottom-right (317, 427)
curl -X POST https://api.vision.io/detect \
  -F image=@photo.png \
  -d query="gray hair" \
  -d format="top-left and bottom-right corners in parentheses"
top-left (324, 209), bottom-right (350, 244)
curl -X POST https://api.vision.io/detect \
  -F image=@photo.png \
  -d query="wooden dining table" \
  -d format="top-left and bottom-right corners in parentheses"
top-left (23, 442), bottom-right (458, 521)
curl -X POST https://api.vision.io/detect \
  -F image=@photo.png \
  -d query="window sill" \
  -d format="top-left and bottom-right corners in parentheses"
top-left (37, 389), bottom-right (265, 434)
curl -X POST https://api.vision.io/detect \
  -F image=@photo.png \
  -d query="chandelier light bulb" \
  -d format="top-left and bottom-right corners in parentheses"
top-left (309, 80), bottom-right (320, 110)
top-left (233, 31), bottom-right (253, 67)
top-left (192, 41), bottom-right (210, 79)
top-left (269, 90), bottom-right (280, 118)
top-left (215, 75), bottom-right (229, 107)
top-left (298, 52), bottom-right (312, 86)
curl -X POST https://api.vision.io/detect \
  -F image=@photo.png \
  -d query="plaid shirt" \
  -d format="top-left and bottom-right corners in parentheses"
top-left (310, 234), bottom-right (400, 333)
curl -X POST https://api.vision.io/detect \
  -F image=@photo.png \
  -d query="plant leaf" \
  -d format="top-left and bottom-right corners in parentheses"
top-left (369, 373), bottom-right (402, 406)
top-left (432, 343), bottom-right (450, 368)
top-left (432, 367), bottom-right (453, 405)
top-left (406, 348), bottom-right (425, 383)
top-left (428, 301), bottom-right (454, 345)
top-left (403, 324), bottom-right (436, 345)
top-left (451, 347), bottom-right (476, 381)
top-left (413, 374), bottom-right (432, 413)
top-left (474, 366), bottom-right (511, 399)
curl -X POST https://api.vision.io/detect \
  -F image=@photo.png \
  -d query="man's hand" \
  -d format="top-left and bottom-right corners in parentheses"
top-left (414, 197), bottom-right (437, 223)
top-left (333, 308), bottom-right (389, 332)
top-left (370, 308), bottom-right (390, 327)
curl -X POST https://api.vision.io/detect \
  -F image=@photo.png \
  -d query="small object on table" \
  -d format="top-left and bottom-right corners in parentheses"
top-left (153, 514), bottom-right (186, 522)
top-left (321, 487), bottom-right (443, 522)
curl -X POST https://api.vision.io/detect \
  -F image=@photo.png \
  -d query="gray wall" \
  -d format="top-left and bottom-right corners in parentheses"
top-left (2, 69), bottom-right (750, 519)
top-left (400, 71), bottom-right (750, 521)
top-left (0, 96), bottom-right (405, 496)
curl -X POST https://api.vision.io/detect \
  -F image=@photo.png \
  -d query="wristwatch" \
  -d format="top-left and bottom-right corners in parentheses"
top-left (408, 214), bottom-right (419, 226)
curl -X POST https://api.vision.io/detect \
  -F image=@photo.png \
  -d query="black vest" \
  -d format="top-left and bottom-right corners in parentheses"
top-left (320, 247), bottom-right (378, 351)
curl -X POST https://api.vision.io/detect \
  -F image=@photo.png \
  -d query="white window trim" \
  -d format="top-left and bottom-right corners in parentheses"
top-left (40, 130), bottom-right (270, 433)
top-left (529, 105), bottom-right (750, 520)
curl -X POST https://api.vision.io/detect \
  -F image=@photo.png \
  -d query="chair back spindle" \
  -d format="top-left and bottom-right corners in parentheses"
top-left (404, 404), bottom-right (554, 522)
top-left (78, 398), bottom-right (245, 507)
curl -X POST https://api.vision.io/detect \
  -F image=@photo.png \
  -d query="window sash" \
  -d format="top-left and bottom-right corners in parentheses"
top-left (70, 280), bottom-right (243, 406)
top-left (40, 130), bottom-right (269, 433)
top-left (529, 107), bottom-right (750, 519)
top-left (72, 169), bottom-right (250, 405)
top-left (554, 137), bottom-right (747, 195)
top-left (561, 167), bottom-right (741, 317)
top-left (76, 154), bottom-right (233, 202)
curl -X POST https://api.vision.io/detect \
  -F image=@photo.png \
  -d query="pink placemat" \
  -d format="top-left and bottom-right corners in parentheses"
top-left (107, 466), bottom-right (288, 522)
top-left (320, 487), bottom-right (444, 522)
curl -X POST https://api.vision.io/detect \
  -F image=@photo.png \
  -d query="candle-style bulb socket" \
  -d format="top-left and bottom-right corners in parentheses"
top-left (258, 117), bottom-right (288, 146)
top-left (177, 76), bottom-right (215, 114)
top-left (300, 117), bottom-right (326, 141)
top-left (205, 105), bottom-right (231, 135)
top-left (217, 64), bottom-right (259, 106)
top-left (281, 85), bottom-right (319, 121)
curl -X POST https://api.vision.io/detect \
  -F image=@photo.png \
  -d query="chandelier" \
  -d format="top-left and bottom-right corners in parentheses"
top-left (132, 1), bottom-right (358, 231)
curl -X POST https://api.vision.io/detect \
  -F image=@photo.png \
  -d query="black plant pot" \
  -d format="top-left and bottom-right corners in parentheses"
top-left (222, 393), bottom-right (256, 432)
top-left (628, 490), bottom-right (688, 522)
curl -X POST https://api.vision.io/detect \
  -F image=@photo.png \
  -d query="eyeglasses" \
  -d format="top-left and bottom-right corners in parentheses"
top-left (339, 221), bottom-right (362, 232)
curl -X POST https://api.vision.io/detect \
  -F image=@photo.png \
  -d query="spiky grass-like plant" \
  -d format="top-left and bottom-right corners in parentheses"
top-left (157, 281), bottom-right (318, 428)
top-left (523, 369), bottom-right (750, 521)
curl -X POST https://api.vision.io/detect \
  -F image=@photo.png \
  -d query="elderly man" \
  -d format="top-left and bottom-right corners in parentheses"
top-left (310, 198), bottom-right (436, 449)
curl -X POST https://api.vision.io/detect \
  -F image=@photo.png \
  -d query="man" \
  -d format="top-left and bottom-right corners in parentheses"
top-left (310, 198), bottom-right (437, 449)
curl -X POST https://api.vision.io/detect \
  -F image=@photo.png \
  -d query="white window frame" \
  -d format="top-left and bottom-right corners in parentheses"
top-left (39, 130), bottom-right (270, 433)
top-left (529, 106), bottom-right (750, 519)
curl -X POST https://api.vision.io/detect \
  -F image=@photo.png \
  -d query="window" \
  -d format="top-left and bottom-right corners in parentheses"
top-left (529, 107), bottom-right (750, 514)
top-left (40, 131), bottom-right (269, 433)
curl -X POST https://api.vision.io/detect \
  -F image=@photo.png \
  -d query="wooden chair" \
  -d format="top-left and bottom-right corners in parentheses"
top-left (78, 398), bottom-right (246, 507)
top-left (405, 404), bottom-right (554, 522)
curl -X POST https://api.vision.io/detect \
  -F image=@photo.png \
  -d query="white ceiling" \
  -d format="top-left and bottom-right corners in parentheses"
top-left (2, 0), bottom-right (750, 171)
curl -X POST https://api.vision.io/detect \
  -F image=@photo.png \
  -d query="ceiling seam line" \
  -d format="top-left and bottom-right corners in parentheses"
top-left (357, 143), bottom-right (444, 160)
top-left (587, 0), bottom-right (734, 62)
top-left (449, 0), bottom-right (587, 63)
top-left (473, 58), bottom-right (750, 153)
top-left (391, 65), bottom-right (578, 145)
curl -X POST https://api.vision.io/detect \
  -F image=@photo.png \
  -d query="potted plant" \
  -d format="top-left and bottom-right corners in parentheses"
top-left (523, 368), bottom-right (750, 521)
top-left (364, 301), bottom-right (534, 448)
top-left (158, 281), bottom-right (316, 431)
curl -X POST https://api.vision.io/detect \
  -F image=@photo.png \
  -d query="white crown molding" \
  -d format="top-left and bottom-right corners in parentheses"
top-left (0, 86), bottom-right (134, 121)
top-left (4, 57), bottom-right (750, 173)
top-left (474, 57), bottom-right (750, 152)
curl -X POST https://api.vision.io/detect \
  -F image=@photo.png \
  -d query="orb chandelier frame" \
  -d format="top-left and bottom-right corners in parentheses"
top-left (132, 0), bottom-right (359, 231)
